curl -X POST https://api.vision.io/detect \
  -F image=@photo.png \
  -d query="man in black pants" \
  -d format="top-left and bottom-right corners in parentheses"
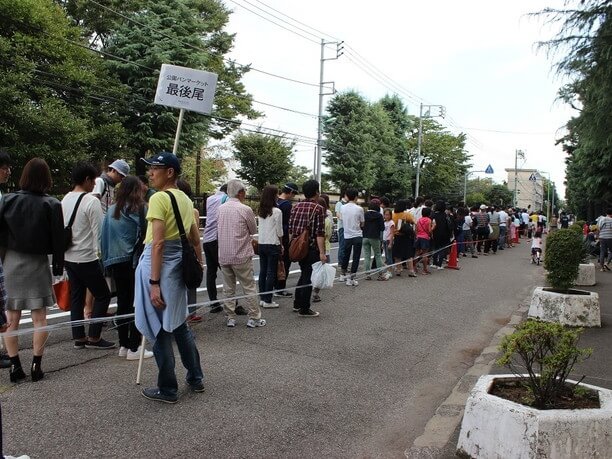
top-left (288, 180), bottom-right (327, 317)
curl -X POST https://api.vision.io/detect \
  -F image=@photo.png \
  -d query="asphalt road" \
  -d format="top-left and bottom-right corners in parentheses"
top-left (1, 242), bottom-right (542, 458)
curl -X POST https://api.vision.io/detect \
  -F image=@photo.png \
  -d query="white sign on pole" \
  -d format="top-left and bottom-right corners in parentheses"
top-left (154, 64), bottom-right (218, 115)
top-left (529, 173), bottom-right (537, 182)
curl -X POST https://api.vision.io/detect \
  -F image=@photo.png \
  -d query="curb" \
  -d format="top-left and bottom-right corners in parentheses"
top-left (405, 304), bottom-right (529, 458)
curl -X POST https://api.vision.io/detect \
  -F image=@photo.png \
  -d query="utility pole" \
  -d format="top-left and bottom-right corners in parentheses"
top-left (415, 103), bottom-right (445, 197)
top-left (315, 39), bottom-right (342, 185)
top-left (513, 149), bottom-right (524, 207)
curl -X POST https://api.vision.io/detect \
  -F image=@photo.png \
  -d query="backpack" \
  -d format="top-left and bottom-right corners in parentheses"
top-left (398, 219), bottom-right (415, 240)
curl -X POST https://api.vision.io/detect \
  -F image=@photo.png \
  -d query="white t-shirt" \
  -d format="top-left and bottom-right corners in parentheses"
top-left (257, 207), bottom-right (283, 245)
top-left (531, 237), bottom-right (543, 250)
top-left (410, 205), bottom-right (423, 221)
top-left (498, 210), bottom-right (508, 226)
top-left (340, 202), bottom-right (364, 239)
top-left (521, 212), bottom-right (529, 224)
top-left (62, 191), bottom-right (103, 263)
top-left (463, 215), bottom-right (473, 231)
top-left (334, 200), bottom-right (345, 229)
top-left (92, 176), bottom-right (115, 214)
top-left (383, 220), bottom-right (394, 242)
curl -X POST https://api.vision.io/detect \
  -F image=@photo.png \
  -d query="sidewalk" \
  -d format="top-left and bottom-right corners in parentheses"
top-left (408, 259), bottom-right (612, 458)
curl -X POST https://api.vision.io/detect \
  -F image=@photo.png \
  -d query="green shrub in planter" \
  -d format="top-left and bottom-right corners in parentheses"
top-left (569, 222), bottom-right (585, 236)
top-left (497, 320), bottom-right (592, 409)
top-left (544, 228), bottom-right (584, 291)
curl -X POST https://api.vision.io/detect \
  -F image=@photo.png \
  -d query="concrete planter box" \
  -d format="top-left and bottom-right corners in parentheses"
top-left (528, 286), bottom-right (600, 327)
top-left (576, 263), bottom-right (597, 286)
top-left (457, 374), bottom-right (612, 458)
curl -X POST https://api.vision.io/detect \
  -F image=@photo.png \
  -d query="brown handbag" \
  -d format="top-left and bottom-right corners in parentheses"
top-left (289, 208), bottom-right (316, 262)
top-left (276, 259), bottom-right (286, 281)
top-left (53, 277), bottom-right (71, 312)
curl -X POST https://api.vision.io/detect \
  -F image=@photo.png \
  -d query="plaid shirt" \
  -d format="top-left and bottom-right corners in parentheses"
top-left (217, 198), bottom-right (258, 265)
top-left (288, 200), bottom-right (325, 246)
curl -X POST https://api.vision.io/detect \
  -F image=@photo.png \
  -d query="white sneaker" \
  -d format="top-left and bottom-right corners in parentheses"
top-left (345, 278), bottom-right (352, 286)
top-left (261, 301), bottom-right (280, 308)
top-left (247, 318), bottom-right (267, 328)
top-left (126, 347), bottom-right (154, 360)
top-left (351, 279), bottom-right (359, 286)
top-left (227, 318), bottom-right (236, 328)
top-left (118, 346), bottom-right (128, 358)
top-left (338, 274), bottom-right (347, 282)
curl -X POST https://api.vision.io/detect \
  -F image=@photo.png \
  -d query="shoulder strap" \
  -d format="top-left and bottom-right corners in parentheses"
top-left (67, 193), bottom-right (87, 228)
top-left (164, 191), bottom-right (187, 239)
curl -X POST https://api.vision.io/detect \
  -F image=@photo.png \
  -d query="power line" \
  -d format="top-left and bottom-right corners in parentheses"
top-left (55, 37), bottom-right (320, 119)
top-left (85, 0), bottom-right (321, 88)
top-left (251, 0), bottom-right (340, 42)
top-left (224, 0), bottom-right (320, 45)
top-left (229, 0), bottom-right (322, 42)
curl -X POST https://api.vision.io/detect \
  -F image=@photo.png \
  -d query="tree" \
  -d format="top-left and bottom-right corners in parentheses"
top-left (536, 2), bottom-right (612, 219)
top-left (180, 147), bottom-right (226, 195)
top-left (232, 132), bottom-right (294, 192)
top-left (373, 95), bottom-right (414, 199)
top-left (406, 118), bottom-right (469, 200)
top-left (286, 164), bottom-right (311, 187)
top-left (63, 0), bottom-right (260, 172)
top-left (0, 0), bottom-right (127, 192)
top-left (485, 184), bottom-right (514, 207)
top-left (323, 91), bottom-right (377, 192)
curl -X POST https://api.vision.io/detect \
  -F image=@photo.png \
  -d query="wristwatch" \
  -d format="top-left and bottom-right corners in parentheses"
top-left (149, 279), bottom-right (160, 285)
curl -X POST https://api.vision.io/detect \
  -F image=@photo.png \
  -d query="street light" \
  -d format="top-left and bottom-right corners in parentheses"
top-left (415, 103), bottom-right (445, 197)
top-left (464, 164), bottom-right (494, 204)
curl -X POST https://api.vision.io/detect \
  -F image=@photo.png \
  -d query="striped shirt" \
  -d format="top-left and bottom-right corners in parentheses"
top-left (217, 198), bottom-right (258, 266)
top-left (599, 216), bottom-right (612, 239)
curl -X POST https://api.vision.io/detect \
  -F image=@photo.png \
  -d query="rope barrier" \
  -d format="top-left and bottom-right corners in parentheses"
top-left (2, 233), bottom-right (520, 339)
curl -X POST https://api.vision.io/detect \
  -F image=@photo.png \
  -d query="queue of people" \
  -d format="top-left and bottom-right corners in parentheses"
top-left (0, 148), bottom-right (595, 405)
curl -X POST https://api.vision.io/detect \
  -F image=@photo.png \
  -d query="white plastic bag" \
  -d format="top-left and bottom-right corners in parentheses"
top-left (311, 261), bottom-right (336, 289)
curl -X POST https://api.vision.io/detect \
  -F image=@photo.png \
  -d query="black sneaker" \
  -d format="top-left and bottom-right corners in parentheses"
top-left (188, 381), bottom-right (205, 393)
top-left (85, 338), bottom-right (116, 349)
top-left (274, 291), bottom-right (293, 298)
top-left (292, 306), bottom-right (300, 312)
top-left (141, 387), bottom-right (178, 404)
top-left (0, 352), bottom-right (11, 369)
top-left (298, 309), bottom-right (320, 318)
top-left (209, 304), bottom-right (223, 314)
top-left (74, 340), bottom-right (87, 349)
top-left (235, 305), bottom-right (247, 316)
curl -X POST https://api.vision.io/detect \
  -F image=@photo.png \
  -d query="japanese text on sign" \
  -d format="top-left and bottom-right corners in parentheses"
top-left (154, 64), bottom-right (218, 114)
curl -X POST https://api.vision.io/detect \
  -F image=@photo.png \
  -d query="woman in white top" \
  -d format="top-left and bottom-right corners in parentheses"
top-left (257, 185), bottom-right (283, 307)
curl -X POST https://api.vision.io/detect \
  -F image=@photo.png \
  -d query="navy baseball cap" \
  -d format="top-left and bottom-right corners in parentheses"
top-left (141, 151), bottom-right (181, 173)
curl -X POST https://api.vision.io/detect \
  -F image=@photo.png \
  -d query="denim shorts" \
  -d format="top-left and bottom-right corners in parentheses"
top-left (414, 238), bottom-right (430, 250)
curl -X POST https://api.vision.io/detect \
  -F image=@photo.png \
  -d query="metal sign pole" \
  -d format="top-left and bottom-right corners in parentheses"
top-left (172, 108), bottom-right (185, 155)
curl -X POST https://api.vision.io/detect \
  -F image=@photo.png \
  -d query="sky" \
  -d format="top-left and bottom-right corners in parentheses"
top-left (220, 0), bottom-right (573, 198)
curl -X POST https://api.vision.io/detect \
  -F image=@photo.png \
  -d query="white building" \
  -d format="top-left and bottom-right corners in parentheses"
top-left (505, 168), bottom-right (544, 210)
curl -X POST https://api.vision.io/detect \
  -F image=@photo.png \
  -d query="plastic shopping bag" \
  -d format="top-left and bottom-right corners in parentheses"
top-left (311, 261), bottom-right (336, 290)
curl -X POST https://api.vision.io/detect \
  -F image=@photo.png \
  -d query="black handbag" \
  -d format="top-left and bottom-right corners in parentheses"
top-left (64, 192), bottom-right (87, 251)
top-left (164, 191), bottom-right (203, 289)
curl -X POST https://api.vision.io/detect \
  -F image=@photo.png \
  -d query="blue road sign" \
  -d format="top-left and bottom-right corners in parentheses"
top-left (485, 164), bottom-right (494, 174)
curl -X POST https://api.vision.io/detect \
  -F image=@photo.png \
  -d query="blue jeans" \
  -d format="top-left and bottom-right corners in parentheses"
top-left (341, 236), bottom-right (362, 274)
top-left (258, 244), bottom-right (280, 303)
top-left (383, 240), bottom-right (393, 266)
top-left (337, 228), bottom-right (345, 268)
top-left (455, 231), bottom-right (465, 254)
top-left (153, 322), bottom-right (204, 397)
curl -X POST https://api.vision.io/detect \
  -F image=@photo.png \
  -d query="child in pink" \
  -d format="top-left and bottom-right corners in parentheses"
top-left (414, 207), bottom-right (435, 274)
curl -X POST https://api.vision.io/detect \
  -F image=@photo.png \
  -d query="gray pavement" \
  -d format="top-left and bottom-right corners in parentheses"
top-left (1, 243), bottom-right (551, 458)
